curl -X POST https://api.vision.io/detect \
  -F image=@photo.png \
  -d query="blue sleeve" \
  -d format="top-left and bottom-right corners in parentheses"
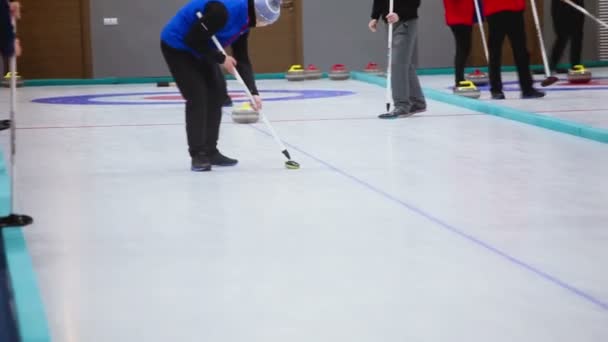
top-left (0, 0), bottom-right (15, 57)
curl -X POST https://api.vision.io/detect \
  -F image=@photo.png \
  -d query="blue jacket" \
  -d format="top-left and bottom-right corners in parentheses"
top-left (161, 0), bottom-right (249, 57)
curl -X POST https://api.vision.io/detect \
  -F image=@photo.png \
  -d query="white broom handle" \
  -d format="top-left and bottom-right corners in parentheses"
top-left (386, 24), bottom-right (392, 106)
top-left (473, 0), bottom-right (489, 63)
top-left (529, 0), bottom-right (552, 77)
top-left (10, 15), bottom-right (17, 112)
top-left (195, 13), bottom-right (255, 102)
top-left (386, 0), bottom-right (394, 108)
top-left (9, 17), bottom-right (18, 213)
top-left (211, 36), bottom-right (257, 100)
top-left (196, 12), bottom-right (288, 152)
top-left (562, 0), bottom-right (608, 30)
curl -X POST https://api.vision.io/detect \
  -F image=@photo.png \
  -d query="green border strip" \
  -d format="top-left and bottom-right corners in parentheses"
top-left (0, 163), bottom-right (51, 341)
top-left (21, 72), bottom-right (335, 87)
top-left (19, 60), bottom-right (608, 86)
top-left (351, 71), bottom-right (608, 144)
top-left (22, 72), bottom-right (292, 87)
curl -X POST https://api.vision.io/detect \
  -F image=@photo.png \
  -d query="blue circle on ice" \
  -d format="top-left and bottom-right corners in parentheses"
top-left (32, 89), bottom-right (356, 105)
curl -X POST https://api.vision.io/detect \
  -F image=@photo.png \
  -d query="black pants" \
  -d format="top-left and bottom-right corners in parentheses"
top-left (161, 41), bottom-right (225, 157)
top-left (487, 10), bottom-right (534, 94)
top-left (549, 0), bottom-right (584, 70)
top-left (450, 25), bottom-right (473, 86)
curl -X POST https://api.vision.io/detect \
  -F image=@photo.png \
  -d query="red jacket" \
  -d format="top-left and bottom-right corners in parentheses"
top-left (482, 0), bottom-right (525, 16)
top-left (443, 0), bottom-right (475, 26)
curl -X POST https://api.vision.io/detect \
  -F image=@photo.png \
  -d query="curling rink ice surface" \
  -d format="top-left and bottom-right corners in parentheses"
top-left (3, 74), bottom-right (608, 341)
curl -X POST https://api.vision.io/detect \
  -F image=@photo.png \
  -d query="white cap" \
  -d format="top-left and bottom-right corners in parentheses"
top-left (254, 0), bottom-right (281, 27)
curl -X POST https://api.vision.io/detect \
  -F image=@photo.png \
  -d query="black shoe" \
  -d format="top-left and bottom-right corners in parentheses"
top-left (223, 96), bottom-right (232, 107)
top-left (410, 104), bottom-right (427, 115)
top-left (491, 91), bottom-right (505, 100)
top-left (210, 151), bottom-right (238, 166)
top-left (521, 89), bottom-right (545, 99)
top-left (378, 107), bottom-right (413, 119)
top-left (191, 153), bottom-right (212, 172)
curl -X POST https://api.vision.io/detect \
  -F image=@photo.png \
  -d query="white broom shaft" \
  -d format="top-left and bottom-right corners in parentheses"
top-left (10, 53), bottom-right (16, 112)
top-left (210, 37), bottom-right (287, 152)
top-left (9, 56), bottom-right (15, 212)
top-left (10, 15), bottom-right (17, 111)
top-left (206, 36), bottom-right (254, 101)
top-left (196, 13), bottom-right (289, 153)
top-left (562, 0), bottom-right (608, 30)
top-left (473, 0), bottom-right (489, 63)
top-left (9, 18), bottom-right (18, 213)
top-left (386, 0), bottom-right (394, 107)
top-left (386, 23), bottom-right (392, 105)
top-left (529, 0), bottom-right (552, 77)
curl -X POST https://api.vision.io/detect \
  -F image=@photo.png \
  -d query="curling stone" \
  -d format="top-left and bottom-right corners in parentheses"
top-left (363, 62), bottom-right (382, 75)
top-left (465, 69), bottom-right (489, 86)
top-left (1, 72), bottom-right (24, 88)
top-left (329, 64), bottom-right (350, 80)
top-left (304, 64), bottom-right (323, 80)
top-left (453, 80), bottom-right (481, 99)
top-left (286, 65), bottom-right (306, 81)
top-left (567, 64), bottom-right (592, 84)
top-left (231, 102), bottom-right (259, 124)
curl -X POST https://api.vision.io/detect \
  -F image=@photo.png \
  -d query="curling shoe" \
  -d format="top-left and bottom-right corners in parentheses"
top-left (210, 151), bottom-right (238, 166)
top-left (191, 152), bottom-right (212, 172)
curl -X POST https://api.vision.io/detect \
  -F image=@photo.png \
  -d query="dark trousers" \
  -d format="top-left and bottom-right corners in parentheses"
top-left (391, 19), bottom-right (426, 111)
top-left (449, 25), bottom-right (473, 86)
top-left (487, 10), bottom-right (534, 94)
top-left (161, 41), bottom-right (224, 157)
top-left (549, 0), bottom-right (584, 70)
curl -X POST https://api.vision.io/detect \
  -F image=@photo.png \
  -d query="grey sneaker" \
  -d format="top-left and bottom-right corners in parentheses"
top-left (410, 104), bottom-right (427, 114)
top-left (378, 106), bottom-right (425, 119)
top-left (378, 107), bottom-right (411, 119)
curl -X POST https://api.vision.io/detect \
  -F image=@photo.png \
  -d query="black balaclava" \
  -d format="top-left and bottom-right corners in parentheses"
top-left (247, 0), bottom-right (257, 27)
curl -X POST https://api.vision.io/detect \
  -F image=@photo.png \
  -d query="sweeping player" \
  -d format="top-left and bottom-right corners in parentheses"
top-left (443, 0), bottom-right (484, 89)
top-left (2, 0), bottom-right (20, 77)
top-left (161, 0), bottom-right (280, 172)
top-left (483, 0), bottom-right (545, 99)
top-left (549, 0), bottom-right (585, 74)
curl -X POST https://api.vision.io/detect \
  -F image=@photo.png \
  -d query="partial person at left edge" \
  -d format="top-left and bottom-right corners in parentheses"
top-left (1, 0), bottom-right (20, 59)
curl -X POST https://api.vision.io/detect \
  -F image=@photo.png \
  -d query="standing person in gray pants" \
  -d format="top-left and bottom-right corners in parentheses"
top-left (369, 0), bottom-right (426, 119)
